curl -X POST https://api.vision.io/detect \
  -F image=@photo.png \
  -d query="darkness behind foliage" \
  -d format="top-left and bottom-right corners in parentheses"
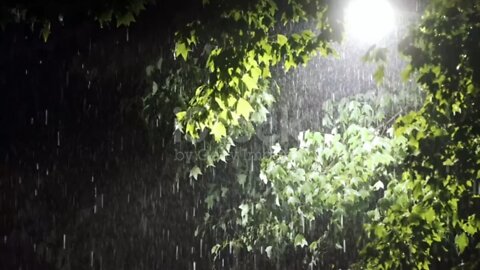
top-left (0, 2), bottom-right (212, 270)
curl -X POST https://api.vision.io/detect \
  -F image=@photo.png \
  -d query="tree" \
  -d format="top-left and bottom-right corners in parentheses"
top-left (362, 1), bottom-right (480, 269)
top-left (208, 93), bottom-right (413, 268)
top-left (5, 0), bottom-right (480, 268)
top-left (156, 0), bottom-right (480, 269)
top-left (0, 0), bottom-right (153, 40)
top-left (159, 0), bottom-right (342, 170)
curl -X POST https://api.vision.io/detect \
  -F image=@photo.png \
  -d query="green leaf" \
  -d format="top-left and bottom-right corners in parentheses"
top-left (241, 73), bottom-right (257, 91)
top-left (186, 121), bottom-right (197, 138)
top-left (189, 166), bottom-right (202, 180)
top-left (205, 195), bottom-right (215, 209)
top-left (239, 204), bottom-right (250, 224)
top-left (211, 244), bottom-right (221, 255)
top-left (272, 143), bottom-right (282, 154)
top-left (294, 234), bottom-right (307, 248)
top-left (210, 121), bottom-right (227, 142)
top-left (175, 42), bottom-right (189, 61)
top-left (176, 111), bottom-right (187, 121)
top-left (265, 246), bottom-right (273, 258)
top-left (96, 10), bottom-right (114, 25)
top-left (373, 180), bottom-right (384, 190)
top-left (116, 12), bottom-right (136, 27)
top-left (40, 22), bottom-right (51, 42)
top-left (237, 174), bottom-right (247, 186)
top-left (277, 34), bottom-right (288, 46)
top-left (215, 97), bottom-right (226, 110)
top-left (259, 171), bottom-right (268, 184)
top-left (455, 233), bottom-right (469, 254)
top-left (423, 207), bottom-right (436, 224)
top-left (236, 98), bottom-right (254, 120)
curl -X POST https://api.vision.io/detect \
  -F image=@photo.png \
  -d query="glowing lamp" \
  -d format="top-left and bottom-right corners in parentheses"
top-left (344, 0), bottom-right (395, 44)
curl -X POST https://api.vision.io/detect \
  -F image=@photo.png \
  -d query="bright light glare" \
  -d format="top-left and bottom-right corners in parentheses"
top-left (344, 0), bottom-right (395, 44)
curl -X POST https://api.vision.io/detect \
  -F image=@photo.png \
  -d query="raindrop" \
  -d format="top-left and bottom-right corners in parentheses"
top-left (63, 234), bottom-right (66, 249)
top-left (302, 217), bottom-right (305, 234)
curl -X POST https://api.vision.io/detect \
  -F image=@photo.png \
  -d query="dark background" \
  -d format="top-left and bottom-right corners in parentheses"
top-left (0, 2), bottom-right (210, 269)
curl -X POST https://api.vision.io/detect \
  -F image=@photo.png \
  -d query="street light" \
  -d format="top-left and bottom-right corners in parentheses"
top-left (344, 0), bottom-right (395, 44)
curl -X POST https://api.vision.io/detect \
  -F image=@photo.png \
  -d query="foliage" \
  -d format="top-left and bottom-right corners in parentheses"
top-left (361, 1), bottom-right (480, 269)
top-left (0, 0), bottom-right (152, 41)
top-left (208, 95), bottom-right (410, 268)
top-left (170, 0), bottom-right (342, 170)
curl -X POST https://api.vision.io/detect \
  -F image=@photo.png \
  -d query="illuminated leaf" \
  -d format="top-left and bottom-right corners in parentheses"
top-left (423, 207), bottom-right (435, 224)
top-left (373, 180), bottom-right (384, 190)
top-left (176, 111), bottom-right (187, 121)
top-left (265, 246), bottom-right (273, 258)
top-left (272, 143), bottom-right (281, 155)
top-left (236, 98), bottom-right (254, 120)
top-left (277, 34), bottom-right (288, 46)
top-left (294, 234), bottom-right (307, 247)
top-left (189, 166), bottom-right (202, 180)
top-left (175, 42), bottom-right (189, 61)
top-left (210, 121), bottom-right (226, 142)
top-left (455, 233), bottom-right (468, 254)
top-left (241, 73), bottom-right (257, 91)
